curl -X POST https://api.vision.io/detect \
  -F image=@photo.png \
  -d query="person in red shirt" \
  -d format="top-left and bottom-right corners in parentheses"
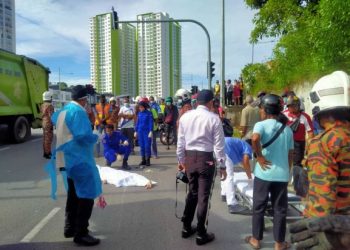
top-left (283, 96), bottom-right (314, 196)
top-left (233, 80), bottom-right (241, 106)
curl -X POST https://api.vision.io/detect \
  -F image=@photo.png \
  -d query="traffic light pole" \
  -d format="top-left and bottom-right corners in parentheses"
top-left (116, 19), bottom-right (213, 89)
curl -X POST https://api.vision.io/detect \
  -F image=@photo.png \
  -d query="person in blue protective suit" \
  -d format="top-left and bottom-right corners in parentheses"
top-left (102, 124), bottom-right (131, 170)
top-left (134, 97), bottom-right (153, 168)
top-left (51, 85), bottom-right (102, 246)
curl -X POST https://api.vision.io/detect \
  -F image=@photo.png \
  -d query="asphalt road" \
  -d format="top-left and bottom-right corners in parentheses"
top-left (0, 129), bottom-right (293, 250)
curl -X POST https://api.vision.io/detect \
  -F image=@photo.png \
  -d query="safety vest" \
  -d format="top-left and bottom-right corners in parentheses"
top-left (95, 103), bottom-right (110, 126)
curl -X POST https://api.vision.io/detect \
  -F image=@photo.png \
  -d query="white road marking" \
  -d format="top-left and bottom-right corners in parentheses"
top-left (0, 147), bottom-right (10, 152)
top-left (30, 138), bottom-right (42, 143)
top-left (20, 207), bottom-right (61, 243)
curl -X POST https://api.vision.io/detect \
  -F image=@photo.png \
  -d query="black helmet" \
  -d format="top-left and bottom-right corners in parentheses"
top-left (260, 94), bottom-right (283, 115)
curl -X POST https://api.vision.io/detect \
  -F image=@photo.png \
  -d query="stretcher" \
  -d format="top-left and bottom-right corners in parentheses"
top-left (234, 172), bottom-right (304, 220)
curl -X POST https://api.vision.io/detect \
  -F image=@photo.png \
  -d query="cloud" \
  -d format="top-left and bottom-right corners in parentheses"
top-left (15, 0), bottom-right (274, 85)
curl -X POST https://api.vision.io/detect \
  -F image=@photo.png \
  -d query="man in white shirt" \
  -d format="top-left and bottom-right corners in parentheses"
top-left (177, 89), bottom-right (227, 246)
top-left (118, 97), bottom-right (135, 154)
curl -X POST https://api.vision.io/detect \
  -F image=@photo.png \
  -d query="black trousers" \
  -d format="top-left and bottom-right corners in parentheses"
top-left (227, 91), bottom-right (233, 105)
top-left (121, 127), bottom-right (135, 150)
top-left (65, 178), bottom-right (94, 237)
top-left (293, 140), bottom-right (305, 167)
top-left (252, 177), bottom-right (288, 243)
top-left (181, 151), bottom-right (216, 235)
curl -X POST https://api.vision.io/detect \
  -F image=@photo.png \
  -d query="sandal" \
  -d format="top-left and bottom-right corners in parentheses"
top-left (245, 236), bottom-right (261, 249)
top-left (275, 241), bottom-right (291, 250)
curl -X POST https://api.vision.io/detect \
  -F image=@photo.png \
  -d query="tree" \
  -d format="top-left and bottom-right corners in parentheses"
top-left (242, 0), bottom-right (350, 91)
top-left (58, 82), bottom-right (68, 91)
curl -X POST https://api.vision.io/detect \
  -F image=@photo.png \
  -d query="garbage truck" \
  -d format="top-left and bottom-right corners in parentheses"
top-left (0, 49), bottom-right (50, 143)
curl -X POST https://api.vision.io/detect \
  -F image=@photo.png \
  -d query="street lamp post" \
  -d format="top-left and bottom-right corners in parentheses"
top-left (220, 0), bottom-right (225, 107)
top-left (58, 67), bottom-right (74, 84)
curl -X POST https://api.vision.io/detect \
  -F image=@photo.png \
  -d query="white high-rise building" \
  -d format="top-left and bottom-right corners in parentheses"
top-left (137, 12), bottom-right (181, 98)
top-left (90, 9), bottom-right (136, 96)
top-left (0, 0), bottom-right (15, 53)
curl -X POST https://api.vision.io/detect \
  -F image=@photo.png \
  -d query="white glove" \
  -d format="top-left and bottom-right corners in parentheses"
top-left (123, 140), bottom-right (129, 146)
top-left (148, 131), bottom-right (152, 138)
top-left (134, 132), bottom-right (137, 138)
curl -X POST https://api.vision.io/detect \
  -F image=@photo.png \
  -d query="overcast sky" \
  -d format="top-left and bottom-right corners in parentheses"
top-left (16, 0), bottom-right (276, 90)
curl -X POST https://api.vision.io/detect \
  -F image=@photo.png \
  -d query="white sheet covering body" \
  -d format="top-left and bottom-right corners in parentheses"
top-left (97, 165), bottom-right (156, 187)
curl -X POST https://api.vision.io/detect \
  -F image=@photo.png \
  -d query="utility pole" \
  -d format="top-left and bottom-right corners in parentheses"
top-left (221, 0), bottom-right (225, 107)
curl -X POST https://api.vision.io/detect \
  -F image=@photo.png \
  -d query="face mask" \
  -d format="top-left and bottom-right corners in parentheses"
top-left (166, 102), bottom-right (171, 106)
top-left (124, 103), bottom-right (130, 107)
top-left (150, 101), bottom-right (154, 104)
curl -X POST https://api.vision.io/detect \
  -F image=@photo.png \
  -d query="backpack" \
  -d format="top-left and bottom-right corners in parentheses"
top-left (222, 118), bottom-right (234, 137)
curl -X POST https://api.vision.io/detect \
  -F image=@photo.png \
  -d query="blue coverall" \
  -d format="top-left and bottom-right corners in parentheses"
top-left (102, 131), bottom-right (131, 165)
top-left (135, 110), bottom-right (153, 158)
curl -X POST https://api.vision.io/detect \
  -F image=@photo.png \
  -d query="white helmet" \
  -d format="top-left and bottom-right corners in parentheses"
top-left (42, 91), bottom-right (52, 101)
top-left (309, 71), bottom-right (350, 117)
top-left (135, 96), bottom-right (141, 103)
top-left (175, 89), bottom-right (191, 102)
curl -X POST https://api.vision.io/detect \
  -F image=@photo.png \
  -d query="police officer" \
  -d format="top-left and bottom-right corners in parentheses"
top-left (177, 89), bottom-right (227, 246)
top-left (102, 124), bottom-right (131, 169)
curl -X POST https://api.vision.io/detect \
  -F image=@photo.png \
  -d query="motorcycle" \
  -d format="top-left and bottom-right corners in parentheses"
top-left (158, 121), bottom-right (175, 149)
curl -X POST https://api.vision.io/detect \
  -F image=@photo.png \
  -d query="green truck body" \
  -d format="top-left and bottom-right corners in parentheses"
top-left (0, 49), bottom-right (50, 143)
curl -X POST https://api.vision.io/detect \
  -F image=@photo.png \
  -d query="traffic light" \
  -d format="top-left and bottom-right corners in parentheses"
top-left (208, 61), bottom-right (215, 79)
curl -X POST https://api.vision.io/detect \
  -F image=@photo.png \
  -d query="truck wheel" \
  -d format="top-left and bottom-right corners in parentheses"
top-left (10, 116), bottom-right (31, 143)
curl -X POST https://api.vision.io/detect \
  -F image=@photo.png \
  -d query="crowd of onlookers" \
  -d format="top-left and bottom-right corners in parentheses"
top-left (41, 80), bottom-right (349, 248)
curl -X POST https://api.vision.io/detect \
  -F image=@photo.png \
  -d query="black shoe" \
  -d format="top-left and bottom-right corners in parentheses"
top-left (43, 153), bottom-right (51, 159)
top-left (146, 157), bottom-right (151, 166)
top-left (122, 160), bottom-right (131, 170)
top-left (228, 204), bottom-right (248, 214)
top-left (139, 157), bottom-right (146, 168)
top-left (221, 195), bottom-right (226, 202)
top-left (105, 161), bottom-right (111, 167)
top-left (74, 234), bottom-right (100, 246)
top-left (64, 229), bottom-right (75, 238)
top-left (182, 226), bottom-right (196, 238)
top-left (196, 232), bottom-right (215, 245)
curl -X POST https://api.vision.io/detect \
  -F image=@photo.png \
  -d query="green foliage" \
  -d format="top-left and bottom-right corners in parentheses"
top-left (242, 0), bottom-right (350, 92)
top-left (58, 82), bottom-right (68, 91)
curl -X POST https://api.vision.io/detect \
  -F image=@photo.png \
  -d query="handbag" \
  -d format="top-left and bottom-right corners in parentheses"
top-left (289, 117), bottom-right (300, 133)
top-left (222, 118), bottom-right (234, 137)
top-left (293, 166), bottom-right (309, 197)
